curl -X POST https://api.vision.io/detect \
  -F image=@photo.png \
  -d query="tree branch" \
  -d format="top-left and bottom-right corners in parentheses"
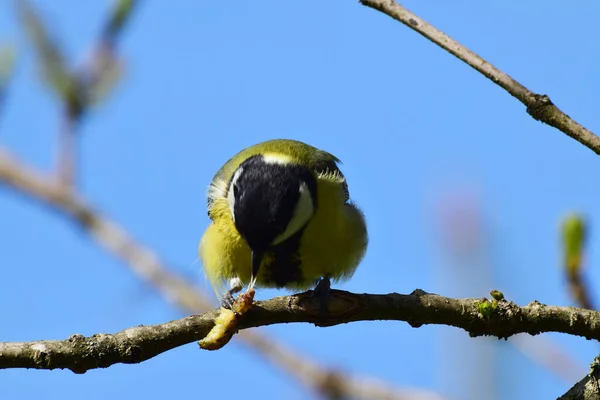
top-left (558, 356), bottom-right (600, 400)
top-left (4, 2), bottom-right (592, 397)
top-left (359, 0), bottom-right (600, 155)
top-left (358, 2), bottom-right (597, 395)
top-left (0, 148), bottom-right (434, 399)
top-left (1, 289), bottom-right (599, 374)
top-left (0, 311), bottom-right (218, 374)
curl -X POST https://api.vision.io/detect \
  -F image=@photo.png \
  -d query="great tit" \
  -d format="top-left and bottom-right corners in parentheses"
top-left (199, 139), bottom-right (367, 308)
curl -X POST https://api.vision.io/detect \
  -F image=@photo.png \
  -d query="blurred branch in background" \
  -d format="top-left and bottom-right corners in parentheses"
top-left (562, 213), bottom-right (594, 310)
top-left (0, 2), bottom-right (439, 399)
top-left (17, 0), bottom-right (128, 188)
top-left (241, 331), bottom-right (445, 400)
top-left (0, 43), bottom-right (16, 124)
top-left (433, 188), bottom-right (496, 400)
top-left (433, 188), bottom-right (585, 390)
top-left (511, 335), bottom-right (586, 384)
top-left (360, 0), bottom-right (600, 155)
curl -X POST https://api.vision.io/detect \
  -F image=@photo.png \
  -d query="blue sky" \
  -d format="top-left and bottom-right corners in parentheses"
top-left (1, 1), bottom-right (599, 399)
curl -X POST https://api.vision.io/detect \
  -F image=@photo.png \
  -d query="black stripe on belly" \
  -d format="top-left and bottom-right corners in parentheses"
top-left (262, 228), bottom-right (305, 287)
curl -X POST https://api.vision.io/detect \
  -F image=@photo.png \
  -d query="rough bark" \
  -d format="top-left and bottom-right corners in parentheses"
top-left (1, 289), bottom-right (599, 374)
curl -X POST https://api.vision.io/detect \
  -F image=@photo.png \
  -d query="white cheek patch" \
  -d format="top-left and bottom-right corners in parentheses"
top-left (207, 178), bottom-right (227, 205)
top-left (272, 181), bottom-right (315, 245)
top-left (262, 153), bottom-right (292, 165)
top-left (227, 167), bottom-right (244, 222)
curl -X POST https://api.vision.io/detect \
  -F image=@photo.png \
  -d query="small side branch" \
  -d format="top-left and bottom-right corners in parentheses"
top-left (567, 270), bottom-right (595, 311)
top-left (359, 0), bottom-right (600, 154)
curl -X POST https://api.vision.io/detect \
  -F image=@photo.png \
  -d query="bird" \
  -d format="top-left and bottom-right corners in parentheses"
top-left (198, 139), bottom-right (368, 308)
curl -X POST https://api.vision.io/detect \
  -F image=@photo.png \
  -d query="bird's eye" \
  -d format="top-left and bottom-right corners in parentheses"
top-left (233, 184), bottom-right (239, 197)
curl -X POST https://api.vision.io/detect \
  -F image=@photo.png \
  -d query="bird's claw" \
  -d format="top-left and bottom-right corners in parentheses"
top-left (312, 276), bottom-right (331, 314)
top-left (221, 292), bottom-right (236, 310)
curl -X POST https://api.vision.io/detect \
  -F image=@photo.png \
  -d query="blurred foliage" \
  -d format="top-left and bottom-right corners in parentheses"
top-left (104, 0), bottom-right (136, 41)
top-left (17, 0), bottom-right (74, 102)
top-left (87, 0), bottom-right (137, 106)
top-left (86, 61), bottom-right (122, 107)
top-left (561, 213), bottom-right (594, 310)
top-left (17, 0), bottom-right (137, 117)
top-left (562, 213), bottom-right (587, 274)
top-left (0, 43), bottom-right (16, 87)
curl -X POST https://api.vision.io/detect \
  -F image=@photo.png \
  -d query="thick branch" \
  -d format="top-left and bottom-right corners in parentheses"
top-left (0, 311), bottom-right (218, 374)
top-left (559, 356), bottom-right (600, 400)
top-left (1, 289), bottom-right (599, 373)
top-left (360, 0), bottom-right (600, 154)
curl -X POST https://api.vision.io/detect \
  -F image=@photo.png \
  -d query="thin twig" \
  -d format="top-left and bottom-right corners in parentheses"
top-left (2, 289), bottom-right (600, 374)
top-left (359, 0), bottom-right (600, 154)
top-left (567, 271), bottom-right (594, 310)
top-left (57, 106), bottom-right (78, 188)
top-left (0, 148), bottom-right (429, 400)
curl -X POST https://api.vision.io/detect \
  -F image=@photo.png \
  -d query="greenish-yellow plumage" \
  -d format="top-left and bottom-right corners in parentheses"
top-left (198, 139), bottom-right (367, 303)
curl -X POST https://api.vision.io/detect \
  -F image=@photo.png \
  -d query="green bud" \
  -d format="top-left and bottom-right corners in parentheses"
top-left (476, 298), bottom-right (495, 320)
top-left (490, 290), bottom-right (504, 301)
top-left (562, 213), bottom-right (587, 273)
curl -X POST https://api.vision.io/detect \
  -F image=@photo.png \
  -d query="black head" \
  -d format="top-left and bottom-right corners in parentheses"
top-left (227, 154), bottom-right (317, 251)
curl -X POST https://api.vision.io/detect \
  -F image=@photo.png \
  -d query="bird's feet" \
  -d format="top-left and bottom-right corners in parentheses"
top-left (312, 275), bottom-right (331, 314)
top-left (220, 277), bottom-right (244, 310)
top-left (220, 292), bottom-right (236, 310)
